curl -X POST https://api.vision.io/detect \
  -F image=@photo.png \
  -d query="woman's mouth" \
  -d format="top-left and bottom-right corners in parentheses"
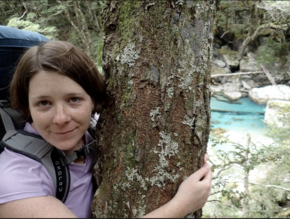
top-left (53, 129), bottom-right (76, 135)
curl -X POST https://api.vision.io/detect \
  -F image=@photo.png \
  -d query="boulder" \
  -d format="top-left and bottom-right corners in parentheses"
top-left (242, 79), bottom-right (259, 89)
top-left (241, 80), bottom-right (251, 90)
top-left (211, 82), bottom-right (243, 101)
top-left (262, 61), bottom-right (290, 85)
top-left (241, 91), bottom-right (248, 98)
top-left (224, 74), bottom-right (240, 83)
top-left (218, 49), bottom-right (239, 69)
top-left (241, 80), bottom-right (259, 91)
top-left (222, 82), bottom-right (242, 101)
top-left (240, 52), bottom-right (261, 72)
top-left (210, 84), bottom-right (223, 95)
top-left (211, 64), bottom-right (231, 75)
top-left (223, 82), bottom-right (240, 92)
top-left (212, 59), bottom-right (226, 68)
top-left (242, 50), bottom-right (290, 86)
top-left (247, 63), bottom-right (290, 86)
top-left (211, 63), bottom-right (231, 83)
top-left (223, 91), bottom-right (242, 101)
top-left (264, 100), bottom-right (290, 128)
top-left (249, 85), bottom-right (290, 105)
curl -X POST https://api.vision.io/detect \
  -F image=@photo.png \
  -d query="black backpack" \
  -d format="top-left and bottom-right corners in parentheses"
top-left (0, 25), bottom-right (51, 141)
top-left (0, 25), bottom-right (52, 98)
top-left (0, 26), bottom-right (98, 203)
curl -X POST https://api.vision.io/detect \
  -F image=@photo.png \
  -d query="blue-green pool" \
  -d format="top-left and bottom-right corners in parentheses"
top-left (210, 96), bottom-right (268, 152)
top-left (210, 96), bottom-right (267, 134)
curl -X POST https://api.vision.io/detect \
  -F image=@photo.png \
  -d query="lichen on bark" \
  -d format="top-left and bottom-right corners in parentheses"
top-left (92, 1), bottom-right (216, 218)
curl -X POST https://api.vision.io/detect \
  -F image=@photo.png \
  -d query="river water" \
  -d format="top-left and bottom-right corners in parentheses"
top-left (209, 96), bottom-right (270, 152)
top-left (205, 94), bottom-right (277, 217)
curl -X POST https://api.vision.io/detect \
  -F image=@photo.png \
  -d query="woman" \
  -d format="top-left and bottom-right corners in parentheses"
top-left (0, 41), bottom-right (212, 218)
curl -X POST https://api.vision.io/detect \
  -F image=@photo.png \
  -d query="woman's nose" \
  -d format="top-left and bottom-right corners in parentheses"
top-left (52, 104), bottom-right (71, 125)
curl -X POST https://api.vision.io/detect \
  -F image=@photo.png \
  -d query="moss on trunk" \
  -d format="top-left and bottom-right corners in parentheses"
top-left (92, 0), bottom-right (216, 217)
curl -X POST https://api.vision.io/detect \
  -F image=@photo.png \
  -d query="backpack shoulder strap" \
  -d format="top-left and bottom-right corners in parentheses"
top-left (0, 106), bottom-right (15, 132)
top-left (0, 129), bottom-right (70, 203)
top-left (0, 104), bottom-right (99, 201)
top-left (0, 99), bottom-right (25, 131)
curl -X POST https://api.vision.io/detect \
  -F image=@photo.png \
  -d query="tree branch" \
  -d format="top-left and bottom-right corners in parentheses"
top-left (74, 0), bottom-right (91, 55)
top-left (207, 199), bottom-right (221, 202)
top-left (220, 30), bottom-right (229, 39)
top-left (248, 181), bottom-right (290, 191)
top-left (211, 71), bottom-right (263, 77)
top-left (228, 180), bottom-right (290, 191)
top-left (85, 0), bottom-right (101, 32)
top-left (57, 0), bottom-right (90, 55)
top-left (237, 23), bottom-right (288, 61)
top-left (17, 10), bottom-right (27, 20)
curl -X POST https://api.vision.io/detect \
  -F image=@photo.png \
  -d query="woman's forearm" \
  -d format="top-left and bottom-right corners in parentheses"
top-left (142, 199), bottom-right (186, 218)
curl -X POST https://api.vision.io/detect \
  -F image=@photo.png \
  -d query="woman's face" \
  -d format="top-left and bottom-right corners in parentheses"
top-left (28, 71), bottom-right (94, 155)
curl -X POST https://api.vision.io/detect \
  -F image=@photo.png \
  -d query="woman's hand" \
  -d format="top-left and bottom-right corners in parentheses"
top-left (171, 154), bottom-right (212, 215)
top-left (143, 154), bottom-right (212, 218)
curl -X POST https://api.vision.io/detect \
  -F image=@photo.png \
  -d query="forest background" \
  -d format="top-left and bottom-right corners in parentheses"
top-left (1, 0), bottom-right (290, 218)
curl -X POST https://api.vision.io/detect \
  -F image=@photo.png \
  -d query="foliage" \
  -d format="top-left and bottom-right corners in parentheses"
top-left (215, 1), bottom-right (257, 35)
top-left (216, 0), bottom-right (290, 64)
top-left (204, 126), bottom-right (290, 218)
top-left (2, 0), bottom-right (290, 217)
top-left (256, 40), bottom-right (290, 65)
top-left (265, 104), bottom-right (290, 143)
top-left (7, 17), bottom-right (58, 39)
top-left (259, 1), bottom-right (290, 24)
top-left (1, 0), bottom-right (105, 64)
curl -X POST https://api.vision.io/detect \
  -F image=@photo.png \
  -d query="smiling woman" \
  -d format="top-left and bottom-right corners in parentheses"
top-left (0, 41), bottom-right (212, 218)
top-left (28, 71), bottom-right (94, 155)
top-left (0, 41), bottom-right (107, 218)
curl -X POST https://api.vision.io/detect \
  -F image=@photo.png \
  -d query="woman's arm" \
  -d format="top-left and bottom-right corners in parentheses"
top-left (0, 196), bottom-right (77, 218)
top-left (143, 154), bottom-right (212, 218)
top-left (0, 155), bottom-right (211, 218)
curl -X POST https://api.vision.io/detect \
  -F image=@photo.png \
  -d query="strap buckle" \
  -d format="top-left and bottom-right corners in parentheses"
top-left (74, 144), bottom-right (90, 158)
top-left (60, 140), bottom-right (96, 165)
top-left (0, 100), bottom-right (10, 108)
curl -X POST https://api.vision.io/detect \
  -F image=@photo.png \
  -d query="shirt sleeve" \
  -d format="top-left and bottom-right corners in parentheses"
top-left (0, 148), bottom-right (55, 204)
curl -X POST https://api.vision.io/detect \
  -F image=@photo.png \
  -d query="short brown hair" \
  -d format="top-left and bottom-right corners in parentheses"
top-left (10, 41), bottom-right (106, 122)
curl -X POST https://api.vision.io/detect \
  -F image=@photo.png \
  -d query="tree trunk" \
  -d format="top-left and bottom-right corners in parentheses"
top-left (92, 0), bottom-right (216, 217)
top-left (243, 133), bottom-right (251, 217)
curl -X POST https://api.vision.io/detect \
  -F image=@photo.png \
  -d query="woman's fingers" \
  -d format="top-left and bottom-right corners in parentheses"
top-left (200, 164), bottom-right (212, 187)
top-left (204, 153), bottom-right (209, 164)
top-left (189, 161), bottom-right (211, 182)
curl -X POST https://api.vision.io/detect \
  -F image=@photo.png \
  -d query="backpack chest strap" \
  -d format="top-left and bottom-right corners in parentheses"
top-left (61, 140), bottom-right (97, 166)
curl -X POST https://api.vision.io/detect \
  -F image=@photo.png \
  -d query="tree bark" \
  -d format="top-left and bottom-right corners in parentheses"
top-left (92, 0), bottom-right (216, 217)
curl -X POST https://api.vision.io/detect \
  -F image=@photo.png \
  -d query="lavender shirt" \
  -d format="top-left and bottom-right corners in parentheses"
top-left (0, 123), bottom-right (94, 218)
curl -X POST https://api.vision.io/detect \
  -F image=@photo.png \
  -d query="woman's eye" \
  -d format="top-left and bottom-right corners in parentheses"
top-left (69, 97), bottom-right (79, 103)
top-left (38, 101), bottom-right (50, 107)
